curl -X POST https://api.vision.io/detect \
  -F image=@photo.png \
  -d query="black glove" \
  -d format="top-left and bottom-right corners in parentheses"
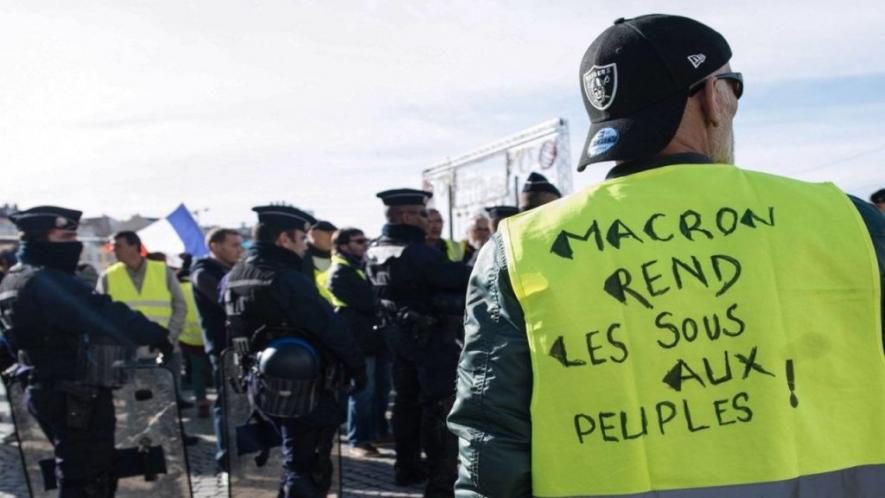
top-left (156, 340), bottom-right (175, 360)
top-left (347, 367), bottom-right (368, 396)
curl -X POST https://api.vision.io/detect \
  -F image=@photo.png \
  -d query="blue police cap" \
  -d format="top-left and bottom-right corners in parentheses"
top-left (8, 205), bottom-right (82, 231)
top-left (376, 188), bottom-right (433, 206)
top-left (252, 205), bottom-right (316, 232)
top-left (522, 172), bottom-right (561, 197)
top-left (484, 205), bottom-right (519, 220)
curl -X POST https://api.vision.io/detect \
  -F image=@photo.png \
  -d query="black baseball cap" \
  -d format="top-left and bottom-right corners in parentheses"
top-left (577, 14), bottom-right (732, 170)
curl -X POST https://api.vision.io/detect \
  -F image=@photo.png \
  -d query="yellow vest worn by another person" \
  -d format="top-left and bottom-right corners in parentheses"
top-left (106, 259), bottom-right (173, 326)
top-left (443, 239), bottom-right (464, 262)
top-left (314, 267), bottom-right (336, 304)
top-left (326, 254), bottom-right (367, 309)
top-left (178, 281), bottom-right (204, 347)
top-left (501, 164), bottom-right (885, 497)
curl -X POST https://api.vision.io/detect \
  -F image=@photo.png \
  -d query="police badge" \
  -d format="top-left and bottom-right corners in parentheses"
top-left (583, 63), bottom-right (618, 111)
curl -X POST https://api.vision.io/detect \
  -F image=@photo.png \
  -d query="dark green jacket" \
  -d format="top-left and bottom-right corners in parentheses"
top-left (447, 156), bottom-right (885, 497)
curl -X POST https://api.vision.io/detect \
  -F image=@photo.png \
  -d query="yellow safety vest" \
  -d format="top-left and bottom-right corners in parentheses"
top-left (443, 239), bottom-right (465, 262)
top-left (326, 254), bottom-right (366, 309)
top-left (501, 164), bottom-right (885, 497)
top-left (105, 259), bottom-right (172, 326)
top-left (178, 281), bottom-right (204, 347)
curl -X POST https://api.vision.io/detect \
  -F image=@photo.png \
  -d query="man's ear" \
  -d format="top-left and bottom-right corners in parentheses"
top-left (700, 76), bottom-right (722, 128)
top-left (274, 231), bottom-right (289, 248)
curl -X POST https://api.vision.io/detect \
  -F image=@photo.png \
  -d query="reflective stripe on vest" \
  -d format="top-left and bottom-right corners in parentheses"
top-left (500, 164), bottom-right (885, 497)
top-left (327, 254), bottom-right (366, 308)
top-left (106, 260), bottom-right (172, 326)
top-left (178, 281), bottom-right (204, 347)
top-left (540, 463), bottom-right (885, 498)
top-left (314, 267), bottom-right (335, 304)
top-left (444, 239), bottom-right (465, 262)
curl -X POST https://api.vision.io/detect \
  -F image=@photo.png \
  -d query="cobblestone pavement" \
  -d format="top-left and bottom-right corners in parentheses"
top-left (1, 383), bottom-right (423, 498)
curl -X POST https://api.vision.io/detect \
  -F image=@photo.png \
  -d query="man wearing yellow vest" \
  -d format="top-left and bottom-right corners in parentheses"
top-left (427, 209), bottom-right (465, 262)
top-left (176, 253), bottom-right (212, 418)
top-left (97, 231), bottom-right (191, 409)
top-left (304, 220), bottom-right (338, 303)
top-left (326, 228), bottom-right (388, 458)
top-left (448, 14), bottom-right (885, 498)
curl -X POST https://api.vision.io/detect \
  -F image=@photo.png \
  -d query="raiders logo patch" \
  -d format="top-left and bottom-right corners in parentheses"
top-left (583, 63), bottom-right (618, 111)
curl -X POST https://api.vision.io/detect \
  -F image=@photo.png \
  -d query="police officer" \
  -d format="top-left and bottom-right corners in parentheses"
top-left (518, 172), bottom-right (561, 212)
top-left (449, 14), bottom-right (885, 497)
top-left (365, 189), bottom-right (470, 497)
top-left (0, 206), bottom-right (172, 497)
top-left (483, 205), bottom-right (519, 233)
top-left (223, 205), bottom-right (365, 498)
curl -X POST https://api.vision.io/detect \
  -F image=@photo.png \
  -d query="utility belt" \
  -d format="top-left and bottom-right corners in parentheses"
top-left (231, 325), bottom-right (342, 418)
top-left (18, 343), bottom-right (134, 389)
top-left (378, 300), bottom-right (460, 349)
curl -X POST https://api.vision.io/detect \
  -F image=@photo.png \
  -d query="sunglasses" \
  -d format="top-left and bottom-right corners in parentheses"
top-left (688, 72), bottom-right (743, 99)
top-left (350, 238), bottom-right (368, 245)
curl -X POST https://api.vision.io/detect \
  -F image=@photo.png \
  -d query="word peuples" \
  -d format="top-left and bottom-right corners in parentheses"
top-left (573, 391), bottom-right (753, 444)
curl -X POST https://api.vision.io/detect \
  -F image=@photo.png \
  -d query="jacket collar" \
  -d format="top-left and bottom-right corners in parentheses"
top-left (307, 243), bottom-right (331, 260)
top-left (332, 252), bottom-right (364, 268)
top-left (193, 256), bottom-right (230, 273)
top-left (606, 153), bottom-right (714, 179)
top-left (248, 242), bottom-right (304, 269)
top-left (381, 223), bottom-right (426, 244)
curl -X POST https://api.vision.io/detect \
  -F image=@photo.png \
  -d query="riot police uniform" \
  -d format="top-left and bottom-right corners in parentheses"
top-left (0, 206), bottom-right (171, 498)
top-left (483, 205), bottom-right (518, 233)
top-left (223, 205), bottom-right (365, 498)
top-left (366, 189), bottom-right (470, 497)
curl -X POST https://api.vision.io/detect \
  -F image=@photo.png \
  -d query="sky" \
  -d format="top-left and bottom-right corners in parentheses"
top-left (2, 1), bottom-right (884, 234)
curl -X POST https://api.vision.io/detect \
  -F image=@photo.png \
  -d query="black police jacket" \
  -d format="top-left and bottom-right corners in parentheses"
top-left (223, 242), bottom-right (364, 375)
top-left (190, 256), bottom-right (229, 356)
top-left (327, 253), bottom-right (383, 357)
top-left (366, 223), bottom-right (470, 318)
top-left (0, 242), bottom-right (169, 381)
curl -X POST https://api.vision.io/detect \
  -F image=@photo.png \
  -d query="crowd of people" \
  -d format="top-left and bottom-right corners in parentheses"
top-left (0, 171), bottom-right (564, 498)
top-left (1, 12), bottom-right (883, 498)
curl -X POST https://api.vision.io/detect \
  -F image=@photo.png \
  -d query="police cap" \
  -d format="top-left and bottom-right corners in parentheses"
top-left (9, 205), bottom-right (82, 231)
top-left (522, 172), bottom-right (561, 197)
top-left (311, 220), bottom-right (337, 232)
top-left (484, 205), bottom-right (519, 220)
top-left (376, 188), bottom-right (433, 206)
top-left (252, 205), bottom-right (316, 232)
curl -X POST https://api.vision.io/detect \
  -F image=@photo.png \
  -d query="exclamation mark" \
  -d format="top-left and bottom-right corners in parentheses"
top-left (786, 359), bottom-right (799, 408)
